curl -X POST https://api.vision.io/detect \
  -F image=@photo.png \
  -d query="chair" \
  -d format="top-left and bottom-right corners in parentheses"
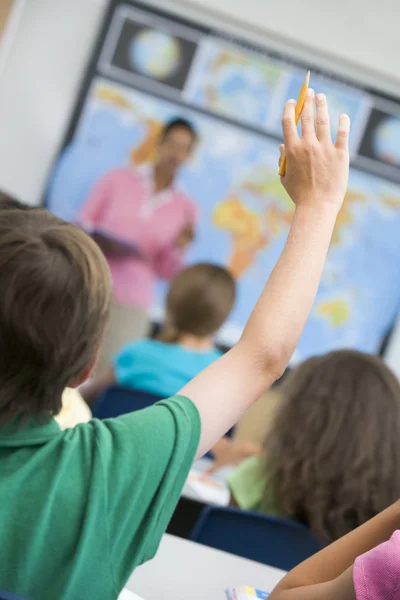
top-left (92, 385), bottom-right (162, 419)
top-left (190, 505), bottom-right (322, 571)
top-left (0, 592), bottom-right (30, 600)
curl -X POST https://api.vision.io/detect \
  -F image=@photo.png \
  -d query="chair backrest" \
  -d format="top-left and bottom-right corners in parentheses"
top-left (92, 385), bottom-right (162, 419)
top-left (0, 592), bottom-right (30, 600)
top-left (190, 505), bottom-right (322, 571)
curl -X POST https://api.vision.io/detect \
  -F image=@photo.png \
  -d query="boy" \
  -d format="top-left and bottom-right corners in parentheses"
top-left (0, 193), bottom-right (92, 430)
top-left (0, 91), bottom-right (349, 599)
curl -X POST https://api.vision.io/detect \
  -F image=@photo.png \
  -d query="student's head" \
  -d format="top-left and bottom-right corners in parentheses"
top-left (264, 350), bottom-right (400, 542)
top-left (0, 191), bottom-right (29, 211)
top-left (160, 263), bottom-right (235, 342)
top-left (0, 208), bottom-right (112, 425)
top-left (156, 118), bottom-right (198, 176)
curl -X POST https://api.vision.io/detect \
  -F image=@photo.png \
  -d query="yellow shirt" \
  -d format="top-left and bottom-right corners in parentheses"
top-left (54, 388), bottom-right (92, 430)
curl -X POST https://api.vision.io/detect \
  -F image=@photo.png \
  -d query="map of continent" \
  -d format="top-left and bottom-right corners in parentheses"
top-left (213, 167), bottom-right (293, 278)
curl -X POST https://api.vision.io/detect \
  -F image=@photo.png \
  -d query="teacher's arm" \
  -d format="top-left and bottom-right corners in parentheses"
top-left (79, 171), bottom-right (137, 257)
top-left (78, 172), bottom-right (112, 233)
top-left (153, 211), bottom-right (196, 280)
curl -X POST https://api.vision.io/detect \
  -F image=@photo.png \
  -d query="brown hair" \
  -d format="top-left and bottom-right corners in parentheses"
top-left (263, 350), bottom-right (400, 542)
top-left (0, 191), bottom-right (28, 211)
top-left (159, 263), bottom-right (235, 343)
top-left (0, 208), bottom-right (112, 424)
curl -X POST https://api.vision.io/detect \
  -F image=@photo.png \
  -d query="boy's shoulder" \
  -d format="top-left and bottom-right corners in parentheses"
top-left (0, 396), bottom-right (201, 597)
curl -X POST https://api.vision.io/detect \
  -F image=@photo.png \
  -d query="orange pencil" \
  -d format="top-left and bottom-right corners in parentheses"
top-left (278, 70), bottom-right (310, 176)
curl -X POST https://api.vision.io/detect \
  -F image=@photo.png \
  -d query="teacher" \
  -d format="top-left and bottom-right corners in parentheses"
top-left (78, 118), bottom-right (198, 371)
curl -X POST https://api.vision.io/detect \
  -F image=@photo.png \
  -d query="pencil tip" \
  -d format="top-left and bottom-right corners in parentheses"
top-left (305, 70), bottom-right (311, 85)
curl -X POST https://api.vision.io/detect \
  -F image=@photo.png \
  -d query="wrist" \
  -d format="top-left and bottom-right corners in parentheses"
top-left (293, 202), bottom-right (340, 222)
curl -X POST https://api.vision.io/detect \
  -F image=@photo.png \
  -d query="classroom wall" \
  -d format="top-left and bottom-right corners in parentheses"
top-left (0, 0), bottom-right (107, 205)
top-left (1, 0), bottom-right (400, 371)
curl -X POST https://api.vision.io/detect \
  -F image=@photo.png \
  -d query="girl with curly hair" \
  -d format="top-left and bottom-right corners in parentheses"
top-left (229, 350), bottom-right (400, 542)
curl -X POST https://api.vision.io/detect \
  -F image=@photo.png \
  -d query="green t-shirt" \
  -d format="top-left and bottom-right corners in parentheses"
top-left (0, 395), bottom-right (200, 600)
top-left (228, 456), bottom-right (280, 516)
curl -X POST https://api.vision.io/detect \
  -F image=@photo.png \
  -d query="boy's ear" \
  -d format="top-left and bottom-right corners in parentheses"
top-left (68, 349), bottom-right (99, 388)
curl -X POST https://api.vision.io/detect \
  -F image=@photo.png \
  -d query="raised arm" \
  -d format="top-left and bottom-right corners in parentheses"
top-left (268, 499), bottom-right (400, 600)
top-left (179, 90), bottom-right (351, 459)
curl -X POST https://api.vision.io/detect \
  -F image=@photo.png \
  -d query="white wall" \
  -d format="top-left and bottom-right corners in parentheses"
top-left (0, 0), bottom-right (107, 205)
top-left (1, 0), bottom-right (400, 369)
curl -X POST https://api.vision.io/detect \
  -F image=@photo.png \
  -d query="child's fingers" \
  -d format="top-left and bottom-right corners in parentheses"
top-left (335, 114), bottom-right (351, 151)
top-left (315, 93), bottom-right (331, 143)
top-left (301, 88), bottom-right (316, 140)
top-left (281, 100), bottom-right (298, 148)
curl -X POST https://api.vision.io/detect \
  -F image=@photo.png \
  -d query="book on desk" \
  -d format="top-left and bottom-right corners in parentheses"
top-left (226, 586), bottom-right (269, 599)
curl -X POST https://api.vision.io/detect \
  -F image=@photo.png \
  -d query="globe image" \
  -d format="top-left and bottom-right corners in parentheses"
top-left (129, 29), bottom-right (181, 80)
top-left (373, 116), bottom-right (400, 166)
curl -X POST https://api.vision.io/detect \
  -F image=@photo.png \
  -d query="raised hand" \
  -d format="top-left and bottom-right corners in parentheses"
top-left (280, 89), bottom-right (350, 212)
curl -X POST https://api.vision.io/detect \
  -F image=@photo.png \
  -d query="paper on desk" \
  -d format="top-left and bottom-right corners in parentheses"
top-left (185, 470), bottom-right (230, 505)
top-left (226, 587), bottom-right (269, 599)
top-left (118, 588), bottom-right (144, 600)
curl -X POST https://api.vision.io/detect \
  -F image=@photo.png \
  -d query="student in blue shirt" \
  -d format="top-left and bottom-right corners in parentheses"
top-left (82, 263), bottom-right (236, 401)
top-left (83, 262), bottom-right (261, 464)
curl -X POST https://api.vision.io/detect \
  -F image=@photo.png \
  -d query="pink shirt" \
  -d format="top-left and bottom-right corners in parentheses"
top-left (353, 530), bottom-right (400, 599)
top-left (79, 165), bottom-right (196, 309)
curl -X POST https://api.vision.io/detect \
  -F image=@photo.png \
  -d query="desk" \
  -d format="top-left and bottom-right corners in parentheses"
top-left (167, 459), bottom-right (231, 539)
top-left (127, 534), bottom-right (286, 600)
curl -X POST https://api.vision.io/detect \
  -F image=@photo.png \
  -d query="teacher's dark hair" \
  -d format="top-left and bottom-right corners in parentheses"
top-left (161, 118), bottom-right (198, 145)
top-left (263, 350), bottom-right (400, 543)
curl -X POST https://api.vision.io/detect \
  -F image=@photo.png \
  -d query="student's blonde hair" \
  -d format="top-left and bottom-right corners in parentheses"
top-left (159, 263), bottom-right (235, 343)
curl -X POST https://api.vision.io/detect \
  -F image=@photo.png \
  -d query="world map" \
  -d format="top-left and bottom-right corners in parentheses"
top-left (47, 78), bottom-right (400, 360)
